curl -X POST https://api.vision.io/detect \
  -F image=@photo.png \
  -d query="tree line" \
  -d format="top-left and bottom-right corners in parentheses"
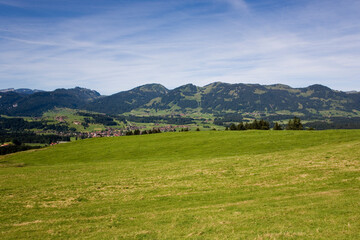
top-left (119, 115), bottom-right (195, 125)
top-left (303, 117), bottom-right (360, 130)
top-left (0, 131), bottom-right (71, 156)
top-left (0, 131), bottom-right (70, 145)
top-left (0, 144), bottom-right (41, 155)
top-left (78, 112), bottom-right (118, 126)
top-left (226, 117), bottom-right (304, 131)
top-left (125, 128), bottom-right (165, 136)
top-left (0, 116), bottom-right (70, 132)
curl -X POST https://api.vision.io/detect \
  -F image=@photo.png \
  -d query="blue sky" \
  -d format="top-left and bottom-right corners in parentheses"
top-left (0, 0), bottom-right (359, 94)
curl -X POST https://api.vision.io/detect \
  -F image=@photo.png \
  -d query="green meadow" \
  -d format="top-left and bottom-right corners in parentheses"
top-left (1, 130), bottom-right (360, 239)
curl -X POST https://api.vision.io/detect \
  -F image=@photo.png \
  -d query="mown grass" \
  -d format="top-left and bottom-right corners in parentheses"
top-left (0, 130), bottom-right (359, 239)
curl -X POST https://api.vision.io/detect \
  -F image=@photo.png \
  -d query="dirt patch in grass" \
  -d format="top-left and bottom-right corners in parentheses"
top-left (0, 161), bottom-right (25, 168)
top-left (41, 197), bottom-right (77, 208)
top-left (12, 220), bottom-right (43, 226)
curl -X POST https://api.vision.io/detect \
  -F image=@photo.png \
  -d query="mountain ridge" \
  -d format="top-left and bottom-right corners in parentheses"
top-left (1, 83), bottom-right (359, 119)
top-left (0, 88), bottom-right (45, 95)
top-left (0, 87), bottom-right (100, 116)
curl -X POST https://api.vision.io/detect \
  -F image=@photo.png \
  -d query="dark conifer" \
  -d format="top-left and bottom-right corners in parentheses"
top-left (286, 117), bottom-right (303, 130)
top-left (230, 123), bottom-right (237, 130)
top-left (273, 122), bottom-right (283, 130)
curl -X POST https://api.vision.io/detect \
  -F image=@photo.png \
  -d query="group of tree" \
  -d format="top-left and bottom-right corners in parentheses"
top-left (0, 116), bottom-right (45, 131)
top-left (180, 128), bottom-right (189, 132)
top-left (43, 123), bottom-right (70, 132)
top-left (228, 119), bottom-right (270, 131)
top-left (78, 112), bottom-right (118, 126)
top-left (0, 144), bottom-right (41, 155)
top-left (285, 117), bottom-right (303, 130)
top-left (125, 128), bottom-right (164, 136)
top-left (213, 113), bottom-right (244, 126)
top-left (0, 131), bottom-right (70, 145)
top-left (0, 116), bottom-right (71, 132)
top-left (0, 131), bottom-right (71, 155)
top-left (303, 117), bottom-right (360, 130)
top-left (226, 117), bottom-right (304, 131)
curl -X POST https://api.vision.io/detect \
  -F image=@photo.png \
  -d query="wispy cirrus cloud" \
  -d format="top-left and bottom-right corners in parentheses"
top-left (0, 0), bottom-right (359, 94)
top-left (222, 0), bottom-right (249, 12)
top-left (0, 0), bottom-right (24, 7)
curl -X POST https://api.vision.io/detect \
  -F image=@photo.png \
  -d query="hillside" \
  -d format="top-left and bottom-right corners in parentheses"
top-left (1, 83), bottom-right (360, 121)
top-left (87, 83), bottom-right (168, 114)
top-left (1, 131), bottom-right (359, 239)
top-left (85, 83), bottom-right (360, 119)
top-left (0, 87), bottom-right (100, 116)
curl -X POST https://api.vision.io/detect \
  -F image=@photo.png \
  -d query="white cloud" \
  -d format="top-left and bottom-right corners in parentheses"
top-left (223, 0), bottom-right (248, 12)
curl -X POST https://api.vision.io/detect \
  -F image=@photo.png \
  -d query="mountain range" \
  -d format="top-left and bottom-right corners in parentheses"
top-left (0, 88), bottom-right (44, 95)
top-left (1, 83), bottom-right (360, 120)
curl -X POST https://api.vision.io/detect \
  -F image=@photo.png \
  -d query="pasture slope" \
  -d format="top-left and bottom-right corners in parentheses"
top-left (0, 130), bottom-right (360, 239)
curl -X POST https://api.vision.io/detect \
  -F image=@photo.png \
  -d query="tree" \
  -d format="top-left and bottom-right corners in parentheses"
top-left (273, 122), bottom-right (283, 130)
top-left (69, 127), bottom-right (77, 132)
top-left (252, 119), bottom-right (260, 129)
top-left (229, 123), bottom-right (237, 130)
top-left (259, 119), bottom-right (270, 130)
top-left (12, 139), bottom-right (21, 146)
top-left (237, 122), bottom-right (246, 130)
top-left (286, 117), bottom-right (303, 130)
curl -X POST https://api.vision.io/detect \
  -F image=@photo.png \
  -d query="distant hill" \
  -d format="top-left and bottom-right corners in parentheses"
top-left (0, 87), bottom-right (100, 116)
top-left (84, 82), bottom-right (360, 119)
top-left (0, 88), bottom-right (44, 95)
top-left (1, 83), bottom-right (360, 119)
top-left (87, 84), bottom-right (168, 114)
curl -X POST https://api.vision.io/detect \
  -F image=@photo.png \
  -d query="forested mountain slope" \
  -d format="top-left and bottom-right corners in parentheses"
top-left (1, 83), bottom-right (359, 118)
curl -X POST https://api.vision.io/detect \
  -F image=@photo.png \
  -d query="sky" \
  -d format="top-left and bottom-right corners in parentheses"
top-left (0, 0), bottom-right (359, 95)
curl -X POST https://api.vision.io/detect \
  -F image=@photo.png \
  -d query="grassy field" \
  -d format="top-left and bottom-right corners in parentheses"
top-left (1, 130), bottom-right (360, 239)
